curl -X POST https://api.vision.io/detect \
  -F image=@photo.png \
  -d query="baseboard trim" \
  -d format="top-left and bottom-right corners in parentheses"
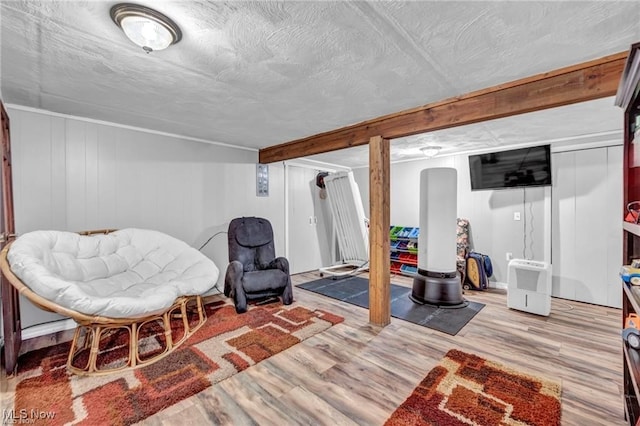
top-left (21, 319), bottom-right (76, 340)
top-left (490, 281), bottom-right (508, 290)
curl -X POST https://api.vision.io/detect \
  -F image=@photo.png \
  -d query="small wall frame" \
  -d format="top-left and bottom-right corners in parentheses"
top-left (256, 163), bottom-right (269, 197)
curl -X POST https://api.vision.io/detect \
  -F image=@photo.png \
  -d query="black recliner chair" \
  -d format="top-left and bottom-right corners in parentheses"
top-left (224, 217), bottom-right (293, 313)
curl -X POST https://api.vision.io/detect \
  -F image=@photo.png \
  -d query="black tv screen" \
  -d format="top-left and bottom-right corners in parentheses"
top-left (469, 145), bottom-right (551, 191)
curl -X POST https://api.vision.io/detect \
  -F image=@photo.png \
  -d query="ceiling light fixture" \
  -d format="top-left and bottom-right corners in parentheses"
top-left (110, 3), bottom-right (182, 53)
top-left (421, 146), bottom-right (442, 158)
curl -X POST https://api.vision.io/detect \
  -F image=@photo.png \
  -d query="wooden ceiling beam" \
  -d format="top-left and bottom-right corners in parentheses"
top-left (259, 51), bottom-right (628, 164)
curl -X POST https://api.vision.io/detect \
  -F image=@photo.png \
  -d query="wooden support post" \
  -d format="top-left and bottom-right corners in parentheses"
top-left (369, 135), bottom-right (390, 326)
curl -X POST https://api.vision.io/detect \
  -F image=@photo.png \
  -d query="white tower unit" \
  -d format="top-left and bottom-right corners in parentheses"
top-left (411, 167), bottom-right (465, 307)
top-left (507, 259), bottom-right (552, 316)
top-left (417, 168), bottom-right (458, 273)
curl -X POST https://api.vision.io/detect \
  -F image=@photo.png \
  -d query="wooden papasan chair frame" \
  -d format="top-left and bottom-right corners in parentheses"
top-left (0, 229), bottom-right (212, 376)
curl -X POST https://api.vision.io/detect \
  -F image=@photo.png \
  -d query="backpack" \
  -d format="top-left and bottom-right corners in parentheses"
top-left (482, 254), bottom-right (493, 278)
top-left (464, 252), bottom-right (493, 290)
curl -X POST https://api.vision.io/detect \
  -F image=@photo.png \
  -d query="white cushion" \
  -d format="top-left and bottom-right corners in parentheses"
top-left (7, 229), bottom-right (219, 318)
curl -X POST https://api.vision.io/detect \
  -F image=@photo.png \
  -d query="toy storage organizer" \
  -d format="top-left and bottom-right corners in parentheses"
top-left (390, 226), bottom-right (419, 276)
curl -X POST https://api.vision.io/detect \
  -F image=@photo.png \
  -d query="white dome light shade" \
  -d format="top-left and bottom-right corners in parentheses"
top-left (421, 146), bottom-right (442, 158)
top-left (111, 4), bottom-right (182, 53)
top-left (120, 16), bottom-right (174, 51)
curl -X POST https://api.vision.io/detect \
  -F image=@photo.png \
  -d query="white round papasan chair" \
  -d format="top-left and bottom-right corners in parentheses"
top-left (0, 228), bottom-right (220, 376)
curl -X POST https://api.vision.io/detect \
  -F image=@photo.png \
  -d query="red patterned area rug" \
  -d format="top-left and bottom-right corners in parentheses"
top-left (385, 349), bottom-right (561, 426)
top-left (12, 301), bottom-right (343, 426)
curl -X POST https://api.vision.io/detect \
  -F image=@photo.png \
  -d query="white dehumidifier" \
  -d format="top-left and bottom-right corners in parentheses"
top-left (507, 259), bottom-right (552, 316)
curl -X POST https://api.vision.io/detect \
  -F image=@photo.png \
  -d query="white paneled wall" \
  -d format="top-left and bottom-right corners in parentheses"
top-left (10, 110), bottom-right (206, 240)
top-left (552, 146), bottom-right (622, 308)
top-left (7, 106), bottom-right (285, 329)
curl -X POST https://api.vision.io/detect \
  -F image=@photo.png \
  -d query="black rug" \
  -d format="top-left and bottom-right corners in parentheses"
top-left (297, 275), bottom-right (484, 335)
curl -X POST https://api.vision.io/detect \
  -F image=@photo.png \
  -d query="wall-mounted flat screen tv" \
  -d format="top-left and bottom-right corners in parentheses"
top-left (469, 145), bottom-right (551, 191)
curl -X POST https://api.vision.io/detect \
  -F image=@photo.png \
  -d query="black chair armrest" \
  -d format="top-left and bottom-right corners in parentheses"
top-left (224, 260), bottom-right (244, 297)
top-left (267, 257), bottom-right (290, 275)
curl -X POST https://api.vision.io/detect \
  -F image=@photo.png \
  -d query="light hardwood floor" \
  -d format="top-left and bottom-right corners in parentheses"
top-left (8, 272), bottom-right (626, 425)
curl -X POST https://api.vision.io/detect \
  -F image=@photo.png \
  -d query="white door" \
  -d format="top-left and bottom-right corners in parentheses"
top-left (551, 145), bottom-right (622, 307)
top-left (287, 166), bottom-right (327, 274)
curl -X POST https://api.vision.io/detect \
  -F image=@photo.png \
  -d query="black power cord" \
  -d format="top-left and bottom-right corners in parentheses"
top-left (198, 231), bottom-right (227, 251)
top-left (198, 230), bottom-right (228, 293)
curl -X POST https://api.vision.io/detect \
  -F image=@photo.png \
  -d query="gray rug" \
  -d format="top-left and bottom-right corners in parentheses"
top-left (297, 275), bottom-right (484, 335)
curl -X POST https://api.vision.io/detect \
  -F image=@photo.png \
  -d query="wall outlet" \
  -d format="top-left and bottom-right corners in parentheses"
top-left (506, 252), bottom-right (513, 261)
top-left (513, 212), bottom-right (521, 221)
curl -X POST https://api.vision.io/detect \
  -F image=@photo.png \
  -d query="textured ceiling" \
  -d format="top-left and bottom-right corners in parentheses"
top-left (1, 1), bottom-right (639, 166)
